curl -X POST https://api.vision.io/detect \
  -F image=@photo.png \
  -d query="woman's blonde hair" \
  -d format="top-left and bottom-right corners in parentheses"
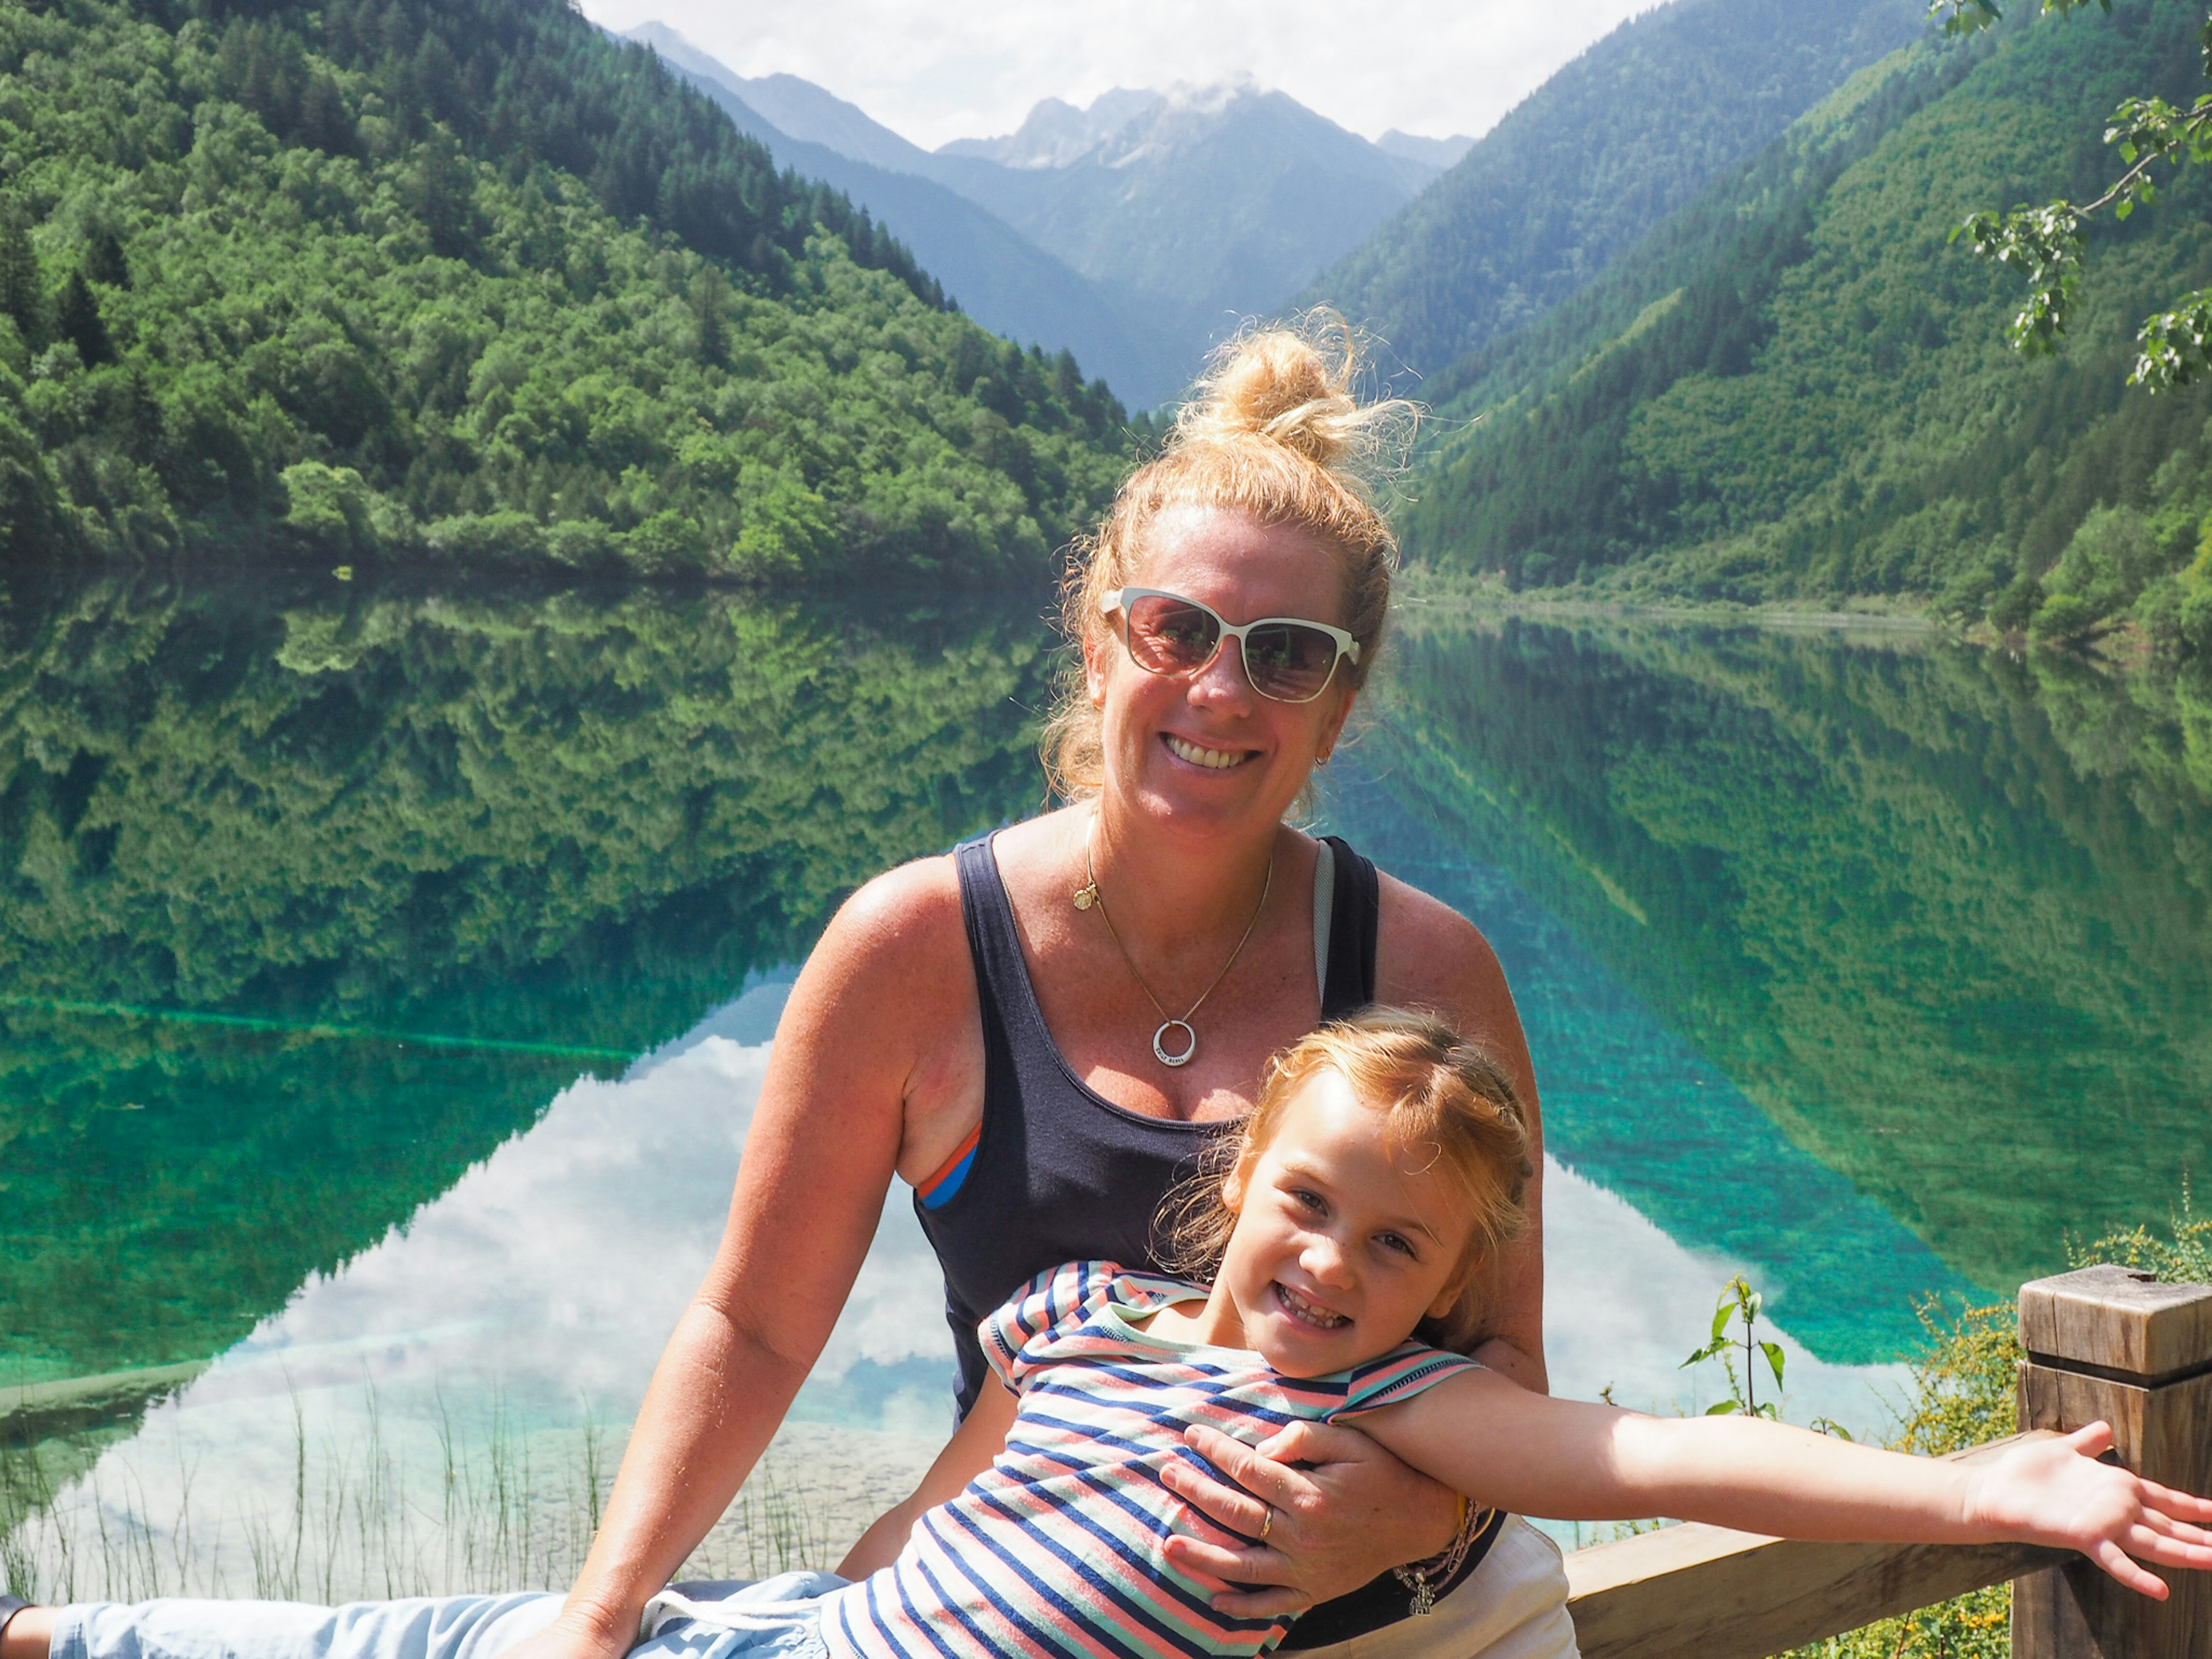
top-left (1042, 316), bottom-right (1418, 799)
top-left (1158, 1006), bottom-right (1532, 1353)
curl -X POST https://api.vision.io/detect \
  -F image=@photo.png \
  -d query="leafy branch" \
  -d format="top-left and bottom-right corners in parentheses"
top-left (1681, 1276), bottom-right (1789, 1420)
top-left (1681, 1277), bottom-right (1857, 1437)
top-left (1935, 0), bottom-right (2212, 389)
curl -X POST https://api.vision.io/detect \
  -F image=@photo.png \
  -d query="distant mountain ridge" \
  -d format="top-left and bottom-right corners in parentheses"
top-left (1308, 0), bottom-right (1928, 381)
top-left (925, 83), bottom-right (1442, 379)
top-left (1375, 130), bottom-right (1475, 169)
top-left (625, 26), bottom-right (1455, 404)
top-left (623, 24), bottom-right (1181, 403)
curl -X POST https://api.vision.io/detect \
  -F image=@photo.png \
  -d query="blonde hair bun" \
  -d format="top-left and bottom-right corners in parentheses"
top-left (1175, 316), bottom-right (1416, 488)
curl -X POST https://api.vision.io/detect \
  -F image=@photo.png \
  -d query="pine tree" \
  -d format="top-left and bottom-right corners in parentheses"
top-left (56, 271), bottom-right (111, 366)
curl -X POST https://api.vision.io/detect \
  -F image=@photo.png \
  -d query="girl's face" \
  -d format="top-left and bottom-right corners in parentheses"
top-left (1083, 505), bottom-right (1357, 843)
top-left (1211, 1070), bottom-right (1473, 1377)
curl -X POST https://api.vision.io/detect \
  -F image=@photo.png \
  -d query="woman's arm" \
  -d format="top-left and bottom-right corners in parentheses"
top-left (1375, 872), bottom-right (1547, 1393)
top-left (1357, 1371), bottom-right (2212, 1595)
top-left (836, 1380), bottom-right (1018, 1579)
top-left (506, 861), bottom-right (978, 1659)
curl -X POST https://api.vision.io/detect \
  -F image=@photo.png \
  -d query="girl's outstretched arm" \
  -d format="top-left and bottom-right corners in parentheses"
top-left (1354, 1370), bottom-right (2212, 1597)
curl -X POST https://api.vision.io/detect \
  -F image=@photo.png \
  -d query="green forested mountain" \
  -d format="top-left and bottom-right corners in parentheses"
top-left (0, 0), bottom-right (1129, 576)
top-left (1305, 0), bottom-right (1925, 382)
top-left (1405, 0), bottom-right (2212, 654)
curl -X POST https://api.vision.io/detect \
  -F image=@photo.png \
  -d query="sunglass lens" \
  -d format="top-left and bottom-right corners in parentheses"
top-left (1244, 622), bottom-right (1340, 701)
top-left (1124, 596), bottom-right (1221, 675)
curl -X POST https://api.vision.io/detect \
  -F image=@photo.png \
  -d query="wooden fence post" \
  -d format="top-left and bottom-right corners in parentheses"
top-left (2013, 1264), bottom-right (2212, 1659)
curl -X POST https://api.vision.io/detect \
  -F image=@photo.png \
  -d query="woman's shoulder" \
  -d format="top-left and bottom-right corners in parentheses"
top-left (817, 850), bottom-right (966, 973)
top-left (801, 808), bottom-right (1084, 1023)
top-left (1369, 861), bottom-right (1517, 1039)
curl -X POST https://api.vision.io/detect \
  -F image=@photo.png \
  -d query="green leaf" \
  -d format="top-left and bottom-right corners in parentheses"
top-left (1760, 1341), bottom-right (1787, 1388)
top-left (1705, 1400), bottom-right (1742, 1416)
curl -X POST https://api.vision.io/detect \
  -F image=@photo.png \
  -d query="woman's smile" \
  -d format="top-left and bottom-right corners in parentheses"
top-left (1163, 734), bottom-right (1256, 771)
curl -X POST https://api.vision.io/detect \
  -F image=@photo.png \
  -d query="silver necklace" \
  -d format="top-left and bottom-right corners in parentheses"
top-left (1073, 826), bottom-right (1274, 1069)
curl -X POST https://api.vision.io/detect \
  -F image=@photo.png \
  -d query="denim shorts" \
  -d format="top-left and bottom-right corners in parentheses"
top-left (56, 1571), bottom-right (846, 1659)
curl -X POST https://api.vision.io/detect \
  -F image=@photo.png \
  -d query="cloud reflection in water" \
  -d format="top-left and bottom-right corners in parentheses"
top-left (26, 980), bottom-right (1904, 1591)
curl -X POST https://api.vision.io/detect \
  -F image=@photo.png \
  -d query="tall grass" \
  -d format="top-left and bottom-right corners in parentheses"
top-left (1, 1381), bottom-right (834, 1604)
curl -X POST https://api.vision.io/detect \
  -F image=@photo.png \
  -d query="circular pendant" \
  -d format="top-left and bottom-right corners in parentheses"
top-left (1153, 1019), bottom-right (1197, 1068)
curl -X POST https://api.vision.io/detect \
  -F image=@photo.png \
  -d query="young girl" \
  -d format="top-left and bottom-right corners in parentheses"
top-left (12, 1008), bottom-right (2211, 1659)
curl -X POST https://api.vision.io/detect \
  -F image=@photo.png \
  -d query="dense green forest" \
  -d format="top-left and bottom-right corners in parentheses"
top-left (0, 0), bottom-right (1129, 577)
top-left (0, 572), bottom-right (1056, 1384)
top-left (1306, 0), bottom-right (1923, 382)
top-left (1404, 0), bottom-right (2212, 657)
top-left (1353, 614), bottom-right (2212, 1300)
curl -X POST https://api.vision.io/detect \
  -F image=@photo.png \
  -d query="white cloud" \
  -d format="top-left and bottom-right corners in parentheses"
top-left (574, 0), bottom-right (1663, 150)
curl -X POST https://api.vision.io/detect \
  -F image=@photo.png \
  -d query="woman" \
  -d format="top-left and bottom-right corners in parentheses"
top-left (0, 323), bottom-right (1568, 1659)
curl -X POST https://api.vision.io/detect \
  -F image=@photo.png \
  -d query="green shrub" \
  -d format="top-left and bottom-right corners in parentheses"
top-left (2176, 542), bottom-right (2212, 656)
top-left (2075, 1182), bottom-right (2211, 1283)
top-left (2028, 589), bottom-right (2108, 645)
top-left (1791, 1198), bottom-right (2207, 1659)
top-left (279, 460), bottom-right (374, 551)
top-left (543, 518), bottom-right (619, 569)
top-left (2031, 506), bottom-right (2167, 643)
top-left (1988, 573), bottom-right (2044, 632)
top-left (425, 512), bottom-right (546, 565)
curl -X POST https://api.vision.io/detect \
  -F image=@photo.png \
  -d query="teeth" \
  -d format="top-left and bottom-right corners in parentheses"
top-left (1276, 1283), bottom-right (1348, 1328)
top-left (1166, 736), bottom-right (1246, 770)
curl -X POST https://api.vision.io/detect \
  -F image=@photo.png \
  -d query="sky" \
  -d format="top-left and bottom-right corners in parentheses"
top-left (573, 0), bottom-right (1665, 151)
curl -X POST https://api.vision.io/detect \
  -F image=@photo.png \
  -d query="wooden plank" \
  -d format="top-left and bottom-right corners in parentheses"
top-left (2014, 1364), bottom-right (2212, 1659)
top-left (1564, 1435), bottom-right (2069, 1659)
top-left (2018, 1266), bottom-right (2212, 1387)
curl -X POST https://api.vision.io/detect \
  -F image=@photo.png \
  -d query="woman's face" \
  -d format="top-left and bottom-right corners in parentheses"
top-left (1084, 505), bottom-right (1358, 842)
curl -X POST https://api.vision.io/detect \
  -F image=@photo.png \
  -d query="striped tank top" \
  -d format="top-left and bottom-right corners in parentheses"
top-left (819, 1260), bottom-right (1478, 1659)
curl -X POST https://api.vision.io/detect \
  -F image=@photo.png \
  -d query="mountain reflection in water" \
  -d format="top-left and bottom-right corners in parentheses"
top-left (2, 579), bottom-right (2207, 1586)
top-left (0, 573), bottom-right (1056, 1396)
top-left (1329, 612), bottom-right (2212, 1358)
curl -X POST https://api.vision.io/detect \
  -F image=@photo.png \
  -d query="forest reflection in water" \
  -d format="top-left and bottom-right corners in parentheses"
top-left (1, 576), bottom-right (2207, 1592)
top-left (0, 570), bottom-right (1058, 1396)
top-left (1335, 608), bottom-right (2212, 1358)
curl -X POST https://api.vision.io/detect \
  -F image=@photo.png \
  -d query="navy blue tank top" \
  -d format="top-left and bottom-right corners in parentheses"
top-left (914, 832), bottom-right (1499, 1643)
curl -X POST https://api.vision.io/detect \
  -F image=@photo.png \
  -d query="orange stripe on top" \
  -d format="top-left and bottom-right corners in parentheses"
top-left (918, 1121), bottom-right (982, 1206)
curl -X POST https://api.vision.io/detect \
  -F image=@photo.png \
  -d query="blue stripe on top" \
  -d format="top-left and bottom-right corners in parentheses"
top-left (818, 1262), bottom-right (1480, 1659)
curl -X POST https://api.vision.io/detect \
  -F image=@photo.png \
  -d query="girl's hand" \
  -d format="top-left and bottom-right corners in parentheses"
top-left (1969, 1423), bottom-right (2212, 1597)
top-left (1157, 1420), bottom-right (1462, 1616)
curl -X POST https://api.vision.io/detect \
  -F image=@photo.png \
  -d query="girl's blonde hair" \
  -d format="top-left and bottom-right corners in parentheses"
top-left (1159, 1006), bottom-right (1532, 1353)
top-left (1042, 316), bottom-right (1419, 799)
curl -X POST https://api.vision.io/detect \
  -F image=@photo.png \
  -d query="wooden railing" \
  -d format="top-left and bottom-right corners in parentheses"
top-left (1562, 1265), bottom-right (2212, 1659)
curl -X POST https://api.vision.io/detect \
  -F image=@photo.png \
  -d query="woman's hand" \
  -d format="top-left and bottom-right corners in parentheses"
top-left (1968, 1423), bottom-right (2212, 1597)
top-left (490, 1598), bottom-right (641, 1659)
top-left (1157, 1420), bottom-right (1462, 1616)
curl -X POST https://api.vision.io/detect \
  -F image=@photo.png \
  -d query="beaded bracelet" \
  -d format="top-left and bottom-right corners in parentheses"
top-left (1389, 1498), bottom-right (1488, 1616)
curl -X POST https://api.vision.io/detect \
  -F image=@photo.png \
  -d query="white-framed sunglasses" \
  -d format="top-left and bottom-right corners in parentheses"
top-left (1103, 588), bottom-right (1360, 704)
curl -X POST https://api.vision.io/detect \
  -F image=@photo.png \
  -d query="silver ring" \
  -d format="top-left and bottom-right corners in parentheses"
top-left (1258, 1505), bottom-right (1274, 1540)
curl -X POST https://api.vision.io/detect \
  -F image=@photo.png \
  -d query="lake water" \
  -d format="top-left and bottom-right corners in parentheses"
top-left (2, 575), bottom-right (2206, 1596)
